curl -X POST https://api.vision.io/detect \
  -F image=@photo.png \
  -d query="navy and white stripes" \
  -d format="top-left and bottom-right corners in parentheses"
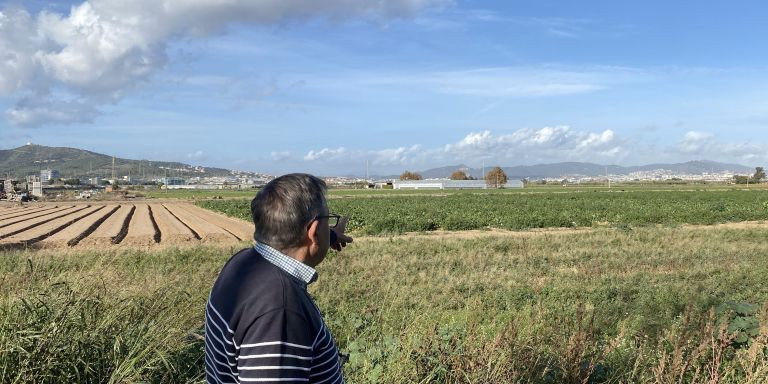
top-left (205, 247), bottom-right (344, 384)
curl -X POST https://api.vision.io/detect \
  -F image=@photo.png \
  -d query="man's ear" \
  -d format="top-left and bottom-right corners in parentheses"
top-left (306, 219), bottom-right (320, 248)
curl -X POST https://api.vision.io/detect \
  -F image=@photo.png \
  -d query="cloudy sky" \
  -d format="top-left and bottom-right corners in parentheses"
top-left (1, 0), bottom-right (767, 176)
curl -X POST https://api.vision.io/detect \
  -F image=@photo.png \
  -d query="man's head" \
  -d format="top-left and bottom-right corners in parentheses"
top-left (251, 173), bottom-right (330, 265)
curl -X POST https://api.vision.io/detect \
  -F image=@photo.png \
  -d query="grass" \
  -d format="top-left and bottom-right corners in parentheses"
top-left (2, 226), bottom-right (768, 382)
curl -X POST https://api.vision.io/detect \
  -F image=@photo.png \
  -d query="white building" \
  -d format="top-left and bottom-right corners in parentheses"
top-left (40, 169), bottom-right (60, 183)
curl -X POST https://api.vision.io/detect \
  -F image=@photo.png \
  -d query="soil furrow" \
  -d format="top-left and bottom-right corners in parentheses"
top-left (0, 206), bottom-right (53, 219)
top-left (112, 204), bottom-right (146, 245)
top-left (0, 206), bottom-right (104, 246)
top-left (0, 206), bottom-right (87, 240)
top-left (78, 205), bottom-right (134, 246)
top-left (0, 206), bottom-right (74, 229)
top-left (163, 204), bottom-right (237, 243)
top-left (178, 203), bottom-right (253, 241)
top-left (150, 204), bottom-right (197, 244)
top-left (42, 205), bottom-right (120, 247)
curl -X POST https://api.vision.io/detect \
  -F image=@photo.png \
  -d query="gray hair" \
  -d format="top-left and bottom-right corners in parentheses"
top-left (251, 173), bottom-right (327, 250)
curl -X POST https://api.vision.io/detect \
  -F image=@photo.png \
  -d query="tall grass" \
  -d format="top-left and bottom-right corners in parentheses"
top-left (1, 227), bottom-right (768, 382)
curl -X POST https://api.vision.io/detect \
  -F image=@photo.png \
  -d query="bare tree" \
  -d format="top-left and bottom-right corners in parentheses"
top-left (450, 170), bottom-right (469, 180)
top-left (399, 171), bottom-right (423, 180)
top-left (485, 166), bottom-right (507, 188)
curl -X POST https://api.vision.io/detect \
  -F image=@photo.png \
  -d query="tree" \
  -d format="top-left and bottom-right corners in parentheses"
top-left (450, 170), bottom-right (469, 180)
top-left (733, 175), bottom-right (750, 184)
top-left (753, 167), bottom-right (766, 182)
top-left (399, 171), bottom-right (423, 180)
top-left (485, 166), bottom-right (507, 188)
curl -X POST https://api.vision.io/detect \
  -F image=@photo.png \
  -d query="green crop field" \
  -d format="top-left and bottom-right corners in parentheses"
top-left (2, 188), bottom-right (768, 383)
top-left (200, 189), bottom-right (768, 234)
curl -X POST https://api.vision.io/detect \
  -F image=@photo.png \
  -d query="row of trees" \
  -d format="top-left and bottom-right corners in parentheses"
top-left (399, 167), bottom-right (509, 188)
top-left (733, 167), bottom-right (766, 184)
top-left (402, 166), bottom-right (768, 187)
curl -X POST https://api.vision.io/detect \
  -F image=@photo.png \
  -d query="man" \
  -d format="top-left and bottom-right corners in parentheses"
top-left (205, 174), bottom-right (352, 384)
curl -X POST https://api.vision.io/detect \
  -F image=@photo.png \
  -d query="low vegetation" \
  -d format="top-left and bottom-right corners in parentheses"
top-left (2, 226), bottom-right (768, 383)
top-left (200, 189), bottom-right (768, 234)
top-left (4, 187), bottom-right (768, 383)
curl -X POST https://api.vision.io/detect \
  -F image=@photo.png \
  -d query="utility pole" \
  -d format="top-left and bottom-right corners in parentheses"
top-left (111, 156), bottom-right (116, 182)
top-left (365, 160), bottom-right (369, 182)
top-left (606, 166), bottom-right (611, 189)
top-left (482, 160), bottom-right (485, 180)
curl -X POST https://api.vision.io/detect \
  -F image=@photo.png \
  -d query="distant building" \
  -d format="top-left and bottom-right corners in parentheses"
top-left (40, 169), bottom-right (60, 183)
top-left (164, 177), bottom-right (186, 186)
top-left (31, 182), bottom-right (43, 197)
top-left (393, 179), bottom-right (524, 189)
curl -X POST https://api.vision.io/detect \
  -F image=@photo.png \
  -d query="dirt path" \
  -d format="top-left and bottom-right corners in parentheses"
top-left (0, 206), bottom-right (71, 224)
top-left (0, 206), bottom-right (87, 240)
top-left (78, 205), bottom-right (134, 246)
top-left (177, 203), bottom-right (252, 241)
top-left (42, 205), bottom-right (120, 248)
top-left (150, 204), bottom-right (197, 244)
top-left (163, 203), bottom-right (237, 243)
top-left (356, 221), bottom-right (768, 241)
top-left (0, 206), bottom-right (105, 246)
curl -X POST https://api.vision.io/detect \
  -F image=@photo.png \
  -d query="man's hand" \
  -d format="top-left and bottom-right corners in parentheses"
top-left (330, 217), bottom-right (353, 251)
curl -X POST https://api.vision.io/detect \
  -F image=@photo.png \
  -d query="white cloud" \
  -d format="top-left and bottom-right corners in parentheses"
top-left (677, 131), bottom-right (767, 163)
top-left (678, 130), bottom-right (716, 154)
top-left (443, 126), bottom-right (624, 162)
top-left (303, 144), bottom-right (424, 166)
top-left (347, 67), bottom-right (635, 98)
top-left (303, 126), bottom-right (625, 168)
top-left (0, 0), bottom-right (445, 126)
top-left (5, 95), bottom-right (98, 126)
top-left (304, 147), bottom-right (348, 161)
top-left (270, 151), bottom-right (291, 161)
top-left (186, 150), bottom-right (205, 159)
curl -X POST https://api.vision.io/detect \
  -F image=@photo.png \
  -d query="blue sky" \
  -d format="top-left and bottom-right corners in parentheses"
top-left (1, 0), bottom-right (767, 176)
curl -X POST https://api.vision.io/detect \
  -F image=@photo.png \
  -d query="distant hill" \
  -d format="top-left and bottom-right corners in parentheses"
top-left (416, 160), bottom-right (754, 179)
top-left (0, 144), bottom-right (233, 180)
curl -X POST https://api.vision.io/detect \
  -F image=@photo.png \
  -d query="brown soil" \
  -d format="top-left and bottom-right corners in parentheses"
top-left (42, 205), bottom-right (120, 248)
top-left (149, 204), bottom-right (197, 244)
top-left (0, 206), bottom-right (86, 239)
top-left (0, 206), bottom-right (44, 218)
top-left (163, 203), bottom-right (237, 243)
top-left (121, 204), bottom-right (158, 246)
top-left (0, 206), bottom-right (71, 224)
top-left (176, 203), bottom-right (252, 241)
top-left (357, 221), bottom-right (768, 242)
top-left (683, 220), bottom-right (768, 230)
top-left (78, 205), bottom-right (134, 247)
top-left (0, 206), bottom-right (104, 246)
top-left (356, 227), bottom-right (596, 241)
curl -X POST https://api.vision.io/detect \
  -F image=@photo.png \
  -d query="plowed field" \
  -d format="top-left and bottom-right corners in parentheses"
top-left (0, 203), bottom-right (252, 249)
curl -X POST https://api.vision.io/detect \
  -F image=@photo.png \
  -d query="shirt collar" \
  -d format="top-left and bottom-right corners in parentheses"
top-left (254, 242), bottom-right (318, 285)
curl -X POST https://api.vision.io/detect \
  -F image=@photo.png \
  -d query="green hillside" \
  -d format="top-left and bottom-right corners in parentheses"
top-left (0, 144), bottom-right (233, 180)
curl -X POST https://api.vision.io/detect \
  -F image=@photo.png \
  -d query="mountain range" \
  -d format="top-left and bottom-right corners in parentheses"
top-left (414, 161), bottom-right (754, 180)
top-left (0, 144), bottom-right (755, 181)
top-left (0, 144), bottom-right (232, 180)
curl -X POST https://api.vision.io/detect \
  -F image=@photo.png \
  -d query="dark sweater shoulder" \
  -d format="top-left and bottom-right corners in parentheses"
top-left (209, 248), bottom-right (314, 338)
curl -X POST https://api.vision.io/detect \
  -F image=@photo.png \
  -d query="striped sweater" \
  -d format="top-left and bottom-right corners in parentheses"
top-left (205, 246), bottom-right (344, 384)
